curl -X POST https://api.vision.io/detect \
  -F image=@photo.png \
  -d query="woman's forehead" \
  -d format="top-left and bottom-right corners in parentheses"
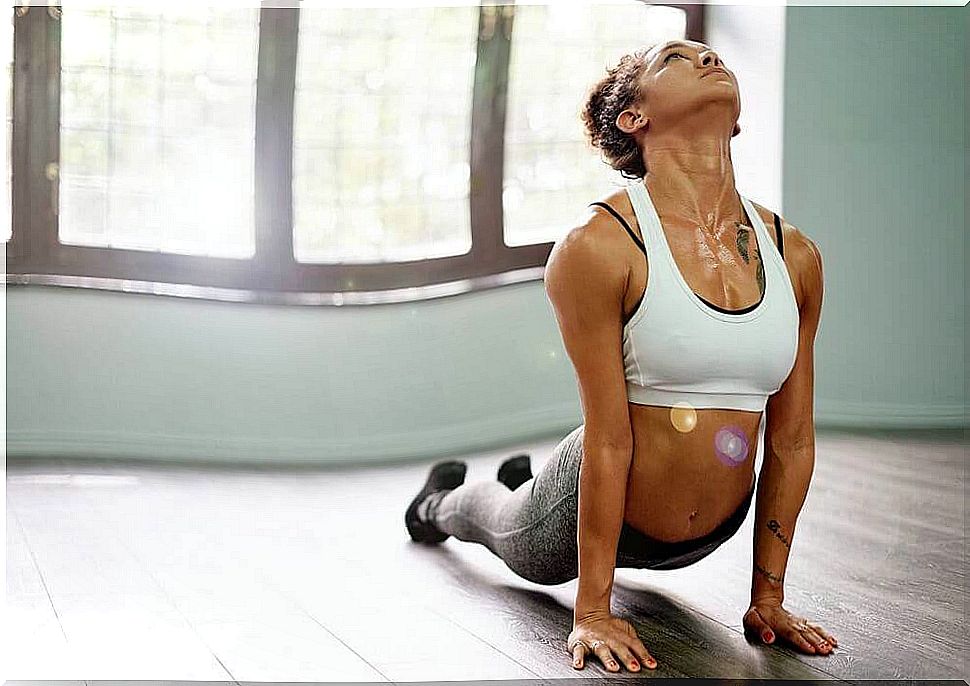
top-left (645, 39), bottom-right (709, 61)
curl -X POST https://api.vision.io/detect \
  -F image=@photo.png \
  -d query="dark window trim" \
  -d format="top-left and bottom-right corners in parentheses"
top-left (6, 2), bottom-right (705, 304)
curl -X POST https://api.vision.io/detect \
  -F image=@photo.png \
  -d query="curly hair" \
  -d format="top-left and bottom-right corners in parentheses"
top-left (580, 48), bottom-right (651, 180)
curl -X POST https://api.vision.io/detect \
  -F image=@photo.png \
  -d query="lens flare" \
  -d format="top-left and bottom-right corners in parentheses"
top-left (714, 425), bottom-right (749, 466)
top-left (669, 402), bottom-right (697, 433)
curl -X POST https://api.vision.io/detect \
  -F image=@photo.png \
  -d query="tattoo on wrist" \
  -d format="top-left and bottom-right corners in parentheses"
top-left (766, 519), bottom-right (791, 549)
top-left (755, 563), bottom-right (784, 585)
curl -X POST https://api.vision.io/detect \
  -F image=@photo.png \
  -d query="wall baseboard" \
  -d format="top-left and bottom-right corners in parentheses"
top-left (5, 403), bottom-right (584, 467)
top-left (6, 399), bottom-right (965, 467)
top-left (816, 400), bottom-right (967, 430)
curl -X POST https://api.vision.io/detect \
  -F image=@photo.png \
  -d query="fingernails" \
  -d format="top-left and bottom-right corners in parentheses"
top-left (764, 631), bottom-right (774, 642)
top-left (647, 658), bottom-right (657, 668)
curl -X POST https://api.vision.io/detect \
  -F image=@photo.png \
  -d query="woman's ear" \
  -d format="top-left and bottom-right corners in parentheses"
top-left (732, 122), bottom-right (741, 137)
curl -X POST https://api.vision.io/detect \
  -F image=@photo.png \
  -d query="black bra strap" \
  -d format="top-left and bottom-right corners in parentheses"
top-left (588, 202), bottom-right (646, 255)
top-left (772, 212), bottom-right (785, 260)
top-left (589, 200), bottom-right (783, 261)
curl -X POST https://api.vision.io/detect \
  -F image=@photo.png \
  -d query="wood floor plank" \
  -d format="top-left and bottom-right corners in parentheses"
top-left (5, 509), bottom-right (79, 678)
top-left (7, 485), bottom-right (235, 681)
top-left (69, 481), bottom-right (392, 683)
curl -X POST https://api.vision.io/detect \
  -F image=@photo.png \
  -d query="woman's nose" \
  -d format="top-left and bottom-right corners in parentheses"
top-left (700, 50), bottom-right (722, 67)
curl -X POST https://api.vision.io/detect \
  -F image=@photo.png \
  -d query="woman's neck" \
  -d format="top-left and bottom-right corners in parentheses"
top-left (642, 138), bottom-right (743, 233)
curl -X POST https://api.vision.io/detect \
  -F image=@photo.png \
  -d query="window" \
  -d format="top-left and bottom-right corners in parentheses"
top-left (7, 4), bottom-right (703, 303)
top-left (59, 7), bottom-right (259, 257)
top-left (292, 6), bottom-right (477, 264)
top-left (504, 3), bottom-right (687, 247)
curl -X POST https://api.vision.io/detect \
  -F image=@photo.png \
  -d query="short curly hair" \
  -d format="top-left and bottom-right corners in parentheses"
top-left (580, 48), bottom-right (651, 180)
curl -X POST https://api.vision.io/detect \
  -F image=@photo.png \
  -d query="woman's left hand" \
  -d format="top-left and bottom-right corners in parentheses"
top-left (742, 599), bottom-right (838, 655)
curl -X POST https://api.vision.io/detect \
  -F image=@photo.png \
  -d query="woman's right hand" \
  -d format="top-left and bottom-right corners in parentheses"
top-left (566, 610), bottom-right (658, 672)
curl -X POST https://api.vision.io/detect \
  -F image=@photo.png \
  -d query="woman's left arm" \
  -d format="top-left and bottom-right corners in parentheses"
top-left (742, 223), bottom-right (839, 655)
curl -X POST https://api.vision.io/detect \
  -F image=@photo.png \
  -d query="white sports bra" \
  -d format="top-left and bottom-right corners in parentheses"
top-left (589, 178), bottom-right (800, 414)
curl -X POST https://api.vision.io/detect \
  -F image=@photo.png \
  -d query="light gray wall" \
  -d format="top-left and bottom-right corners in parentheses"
top-left (6, 6), bottom-right (966, 466)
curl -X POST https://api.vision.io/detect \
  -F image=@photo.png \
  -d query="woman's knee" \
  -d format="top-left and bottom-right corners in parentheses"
top-left (507, 557), bottom-right (577, 586)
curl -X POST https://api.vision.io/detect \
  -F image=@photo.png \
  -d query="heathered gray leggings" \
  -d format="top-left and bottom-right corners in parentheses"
top-left (425, 424), bottom-right (756, 586)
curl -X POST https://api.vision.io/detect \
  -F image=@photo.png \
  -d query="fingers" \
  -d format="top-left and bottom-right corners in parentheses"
top-left (783, 626), bottom-right (821, 654)
top-left (571, 642), bottom-right (587, 669)
top-left (567, 623), bottom-right (657, 673)
top-left (592, 640), bottom-right (621, 672)
top-left (745, 605), bottom-right (838, 656)
top-left (807, 621), bottom-right (839, 648)
top-left (628, 638), bottom-right (658, 670)
top-left (744, 607), bottom-right (776, 644)
top-left (801, 627), bottom-right (833, 654)
top-left (788, 615), bottom-right (836, 655)
top-left (611, 642), bottom-right (642, 672)
top-left (618, 621), bottom-right (657, 669)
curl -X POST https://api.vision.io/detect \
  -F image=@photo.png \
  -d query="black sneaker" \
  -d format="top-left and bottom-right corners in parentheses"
top-left (404, 460), bottom-right (467, 544)
top-left (497, 453), bottom-right (533, 491)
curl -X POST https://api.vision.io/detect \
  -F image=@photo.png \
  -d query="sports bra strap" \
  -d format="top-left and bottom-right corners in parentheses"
top-left (590, 201), bottom-right (784, 261)
top-left (588, 202), bottom-right (646, 255)
top-left (772, 212), bottom-right (784, 260)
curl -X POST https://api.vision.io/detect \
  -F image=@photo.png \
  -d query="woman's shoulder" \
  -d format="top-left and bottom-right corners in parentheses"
top-left (583, 188), bottom-right (641, 242)
top-left (749, 201), bottom-right (818, 253)
top-left (749, 200), bottom-right (823, 311)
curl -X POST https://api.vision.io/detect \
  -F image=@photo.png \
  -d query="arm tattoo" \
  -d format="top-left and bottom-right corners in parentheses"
top-left (755, 563), bottom-right (784, 585)
top-left (766, 519), bottom-right (792, 549)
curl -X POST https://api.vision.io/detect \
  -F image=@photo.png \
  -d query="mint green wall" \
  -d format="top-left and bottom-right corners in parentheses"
top-left (782, 6), bottom-right (965, 428)
top-left (6, 7), bottom-right (966, 465)
top-left (6, 283), bottom-right (580, 465)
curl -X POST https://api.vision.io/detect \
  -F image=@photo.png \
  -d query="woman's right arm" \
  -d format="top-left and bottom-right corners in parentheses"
top-left (544, 218), bottom-right (656, 673)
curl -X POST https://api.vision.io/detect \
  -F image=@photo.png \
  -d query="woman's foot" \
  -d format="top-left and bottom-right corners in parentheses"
top-left (497, 453), bottom-right (533, 491)
top-left (404, 460), bottom-right (467, 544)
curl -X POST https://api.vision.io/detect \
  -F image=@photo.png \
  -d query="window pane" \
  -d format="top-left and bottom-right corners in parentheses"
top-left (504, 3), bottom-right (685, 247)
top-left (292, 7), bottom-right (476, 264)
top-left (4, 10), bottom-right (12, 242)
top-left (59, 7), bottom-right (259, 258)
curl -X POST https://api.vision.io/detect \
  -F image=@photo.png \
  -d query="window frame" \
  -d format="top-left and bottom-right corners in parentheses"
top-left (6, 2), bottom-right (705, 304)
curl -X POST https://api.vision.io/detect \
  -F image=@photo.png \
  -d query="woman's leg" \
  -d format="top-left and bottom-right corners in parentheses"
top-left (423, 425), bottom-right (586, 585)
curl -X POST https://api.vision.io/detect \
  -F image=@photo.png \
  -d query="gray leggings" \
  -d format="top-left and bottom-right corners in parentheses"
top-left (426, 424), bottom-right (756, 585)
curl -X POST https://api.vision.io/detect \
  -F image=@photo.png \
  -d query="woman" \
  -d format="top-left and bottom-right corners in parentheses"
top-left (404, 39), bottom-right (836, 673)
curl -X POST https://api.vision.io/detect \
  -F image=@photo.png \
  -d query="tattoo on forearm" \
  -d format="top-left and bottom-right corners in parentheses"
top-left (766, 519), bottom-right (791, 549)
top-left (755, 563), bottom-right (784, 585)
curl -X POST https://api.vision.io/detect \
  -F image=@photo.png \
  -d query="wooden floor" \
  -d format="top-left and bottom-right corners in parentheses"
top-left (5, 428), bottom-right (967, 682)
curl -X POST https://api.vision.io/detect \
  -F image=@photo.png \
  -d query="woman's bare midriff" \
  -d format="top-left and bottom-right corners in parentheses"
top-left (622, 403), bottom-right (760, 543)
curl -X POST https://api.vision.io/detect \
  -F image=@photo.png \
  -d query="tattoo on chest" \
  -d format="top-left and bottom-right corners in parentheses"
top-left (736, 227), bottom-right (766, 297)
top-left (766, 519), bottom-right (792, 549)
top-left (736, 228), bottom-right (751, 263)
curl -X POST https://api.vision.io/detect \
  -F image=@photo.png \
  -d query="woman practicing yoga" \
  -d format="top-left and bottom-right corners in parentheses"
top-left (405, 39), bottom-right (835, 673)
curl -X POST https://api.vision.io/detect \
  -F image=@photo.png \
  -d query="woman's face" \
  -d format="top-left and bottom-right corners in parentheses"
top-left (635, 40), bottom-right (740, 129)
